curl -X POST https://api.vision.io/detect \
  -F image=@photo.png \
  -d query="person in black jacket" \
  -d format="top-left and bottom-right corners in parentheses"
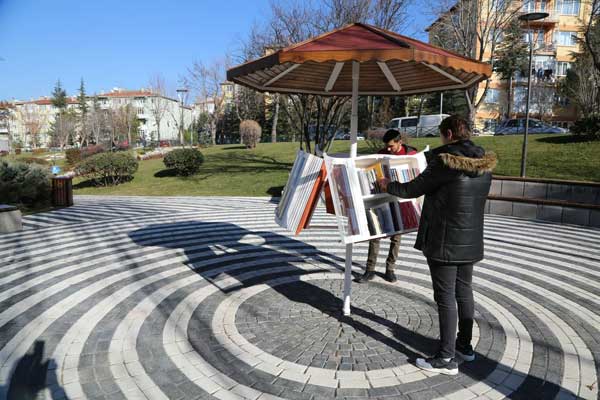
top-left (379, 115), bottom-right (496, 376)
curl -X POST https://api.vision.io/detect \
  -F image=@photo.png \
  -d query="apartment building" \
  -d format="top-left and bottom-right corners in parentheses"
top-left (5, 88), bottom-right (192, 148)
top-left (428, 0), bottom-right (590, 131)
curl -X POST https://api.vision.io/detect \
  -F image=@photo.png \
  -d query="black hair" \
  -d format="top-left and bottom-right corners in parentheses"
top-left (382, 129), bottom-right (401, 143)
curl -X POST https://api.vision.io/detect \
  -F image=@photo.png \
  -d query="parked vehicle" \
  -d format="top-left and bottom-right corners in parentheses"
top-left (388, 114), bottom-right (450, 137)
top-left (494, 119), bottom-right (568, 135)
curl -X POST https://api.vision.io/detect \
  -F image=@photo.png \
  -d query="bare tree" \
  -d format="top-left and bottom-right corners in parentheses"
top-left (239, 0), bottom-right (411, 153)
top-left (117, 104), bottom-right (138, 148)
top-left (583, 0), bottom-right (600, 73)
top-left (428, 0), bottom-right (521, 121)
top-left (18, 104), bottom-right (47, 148)
top-left (271, 94), bottom-right (280, 143)
top-left (50, 110), bottom-right (77, 149)
top-left (148, 75), bottom-right (169, 143)
top-left (185, 58), bottom-right (229, 145)
top-left (87, 96), bottom-right (108, 146)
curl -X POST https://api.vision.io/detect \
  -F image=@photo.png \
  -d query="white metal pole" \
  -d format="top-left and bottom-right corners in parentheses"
top-left (350, 61), bottom-right (359, 158)
top-left (343, 243), bottom-right (353, 315)
top-left (343, 60), bottom-right (360, 316)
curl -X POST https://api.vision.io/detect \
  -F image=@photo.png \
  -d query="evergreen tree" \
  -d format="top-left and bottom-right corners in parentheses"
top-left (494, 19), bottom-right (529, 118)
top-left (77, 78), bottom-right (88, 115)
top-left (51, 79), bottom-right (67, 110)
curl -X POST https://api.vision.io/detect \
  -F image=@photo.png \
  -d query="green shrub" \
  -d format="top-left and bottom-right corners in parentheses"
top-left (0, 160), bottom-right (51, 207)
top-left (65, 148), bottom-right (82, 166)
top-left (163, 148), bottom-right (204, 176)
top-left (19, 157), bottom-right (49, 166)
top-left (76, 152), bottom-right (139, 186)
top-left (240, 120), bottom-right (261, 149)
top-left (571, 115), bottom-right (600, 140)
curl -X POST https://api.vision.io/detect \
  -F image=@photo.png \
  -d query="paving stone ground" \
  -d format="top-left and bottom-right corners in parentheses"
top-left (1, 195), bottom-right (599, 400)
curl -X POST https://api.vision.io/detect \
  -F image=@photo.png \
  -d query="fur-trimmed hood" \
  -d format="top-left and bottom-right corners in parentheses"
top-left (430, 139), bottom-right (497, 175)
top-left (439, 152), bottom-right (497, 174)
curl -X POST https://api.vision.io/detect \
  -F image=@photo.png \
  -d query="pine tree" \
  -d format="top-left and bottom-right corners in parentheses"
top-left (494, 19), bottom-right (529, 118)
top-left (51, 79), bottom-right (67, 110)
top-left (78, 78), bottom-right (88, 115)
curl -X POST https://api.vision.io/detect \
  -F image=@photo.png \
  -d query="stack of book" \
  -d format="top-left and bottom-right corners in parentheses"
top-left (357, 163), bottom-right (385, 195)
top-left (275, 150), bottom-right (327, 235)
top-left (365, 200), bottom-right (421, 235)
top-left (388, 164), bottom-right (421, 183)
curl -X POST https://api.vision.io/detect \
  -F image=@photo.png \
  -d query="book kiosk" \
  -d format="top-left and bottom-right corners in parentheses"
top-left (226, 23), bottom-right (492, 315)
top-left (275, 148), bottom-right (428, 315)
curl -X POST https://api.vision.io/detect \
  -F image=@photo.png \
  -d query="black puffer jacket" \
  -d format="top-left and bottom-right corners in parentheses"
top-left (387, 140), bottom-right (497, 264)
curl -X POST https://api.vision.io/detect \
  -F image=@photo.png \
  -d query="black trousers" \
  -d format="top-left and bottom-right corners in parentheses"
top-left (427, 259), bottom-right (475, 359)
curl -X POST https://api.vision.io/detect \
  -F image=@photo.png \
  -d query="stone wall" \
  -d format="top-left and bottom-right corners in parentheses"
top-left (485, 177), bottom-right (600, 228)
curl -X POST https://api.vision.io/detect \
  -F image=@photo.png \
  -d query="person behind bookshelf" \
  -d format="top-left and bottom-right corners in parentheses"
top-left (378, 116), bottom-right (497, 376)
top-left (357, 129), bottom-right (417, 284)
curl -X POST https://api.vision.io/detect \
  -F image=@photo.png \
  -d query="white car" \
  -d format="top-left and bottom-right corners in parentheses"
top-left (389, 114), bottom-right (450, 137)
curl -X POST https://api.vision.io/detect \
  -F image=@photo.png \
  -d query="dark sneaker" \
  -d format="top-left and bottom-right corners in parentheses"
top-left (415, 356), bottom-right (458, 375)
top-left (384, 269), bottom-right (398, 283)
top-left (356, 271), bottom-right (376, 283)
top-left (455, 343), bottom-right (475, 362)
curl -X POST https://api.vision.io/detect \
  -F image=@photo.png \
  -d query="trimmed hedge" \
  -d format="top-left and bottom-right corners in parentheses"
top-left (65, 148), bottom-right (82, 166)
top-left (571, 115), bottom-right (600, 140)
top-left (0, 160), bottom-right (51, 207)
top-left (163, 148), bottom-right (204, 176)
top-left (76, 152), bottom-right (139, 186)
top-left (19, 157), bottom-right (49, 166)
top-left (240, 120), bottom-right (261, 149)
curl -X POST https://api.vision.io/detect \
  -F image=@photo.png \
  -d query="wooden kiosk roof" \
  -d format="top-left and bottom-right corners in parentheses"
top-left (227, 23), bottom-right (492, 96)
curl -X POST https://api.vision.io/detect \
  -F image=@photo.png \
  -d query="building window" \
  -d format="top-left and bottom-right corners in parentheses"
top-left (485, 89), bottom-right (500, 104)
top-left (556, 0), bottom-right (580, 15)
top-left (556, 61), bottom-right (571, 76)
top-left (523, 29), bottom-right (545, 44)
top-left (554, 31), bottom-right (577, 46)
top-left (522, 0), bottom-right (535, 12)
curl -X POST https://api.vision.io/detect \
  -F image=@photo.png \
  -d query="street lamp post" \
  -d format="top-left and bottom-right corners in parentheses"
top-left (176, 88), bottom-right (189, 147)
top-left (518, 12), bottom-right (548, 177)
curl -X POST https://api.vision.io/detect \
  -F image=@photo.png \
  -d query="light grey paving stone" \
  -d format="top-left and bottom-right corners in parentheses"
top-left (489, 200), bottom-right (513, 216)
top-left (500, 180), bottom-right (525, 197)
top-left (537, 204), bottom-right (563, 222)
top-left (562, 207), bottom-right (591, 226)
top-left (512, 202), bottom-right (538, 220)
top-left (523, 182), bottom-right (548, 200)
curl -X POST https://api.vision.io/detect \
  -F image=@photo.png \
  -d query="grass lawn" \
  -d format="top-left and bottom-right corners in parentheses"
top-left (71, 134), bottom-right (600, 197)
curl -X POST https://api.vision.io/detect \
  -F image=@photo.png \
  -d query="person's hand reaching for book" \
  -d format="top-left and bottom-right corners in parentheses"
top-left (378, 178), bottom-right (390, 193)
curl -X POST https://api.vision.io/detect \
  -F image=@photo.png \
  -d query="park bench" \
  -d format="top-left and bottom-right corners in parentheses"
top-left (0, 204), bottom-right (22, 233)
top-left (485, 176), bottom-right (600, 228)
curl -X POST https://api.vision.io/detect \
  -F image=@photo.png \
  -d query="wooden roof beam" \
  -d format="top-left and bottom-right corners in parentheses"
top-left (421, 62), bottom-right (464, 84)
top-left (264, 63), bottom-right (301, 87)
top-left (377, 61), bottom-right (401, 92)
top-left (325, 62), bottom-right (345, 92)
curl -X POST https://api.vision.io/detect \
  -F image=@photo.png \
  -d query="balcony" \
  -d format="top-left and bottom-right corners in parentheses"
top-left (518, 9), bottom-right (559, 25)
top-left (534, 42), bottom-right (557, 55)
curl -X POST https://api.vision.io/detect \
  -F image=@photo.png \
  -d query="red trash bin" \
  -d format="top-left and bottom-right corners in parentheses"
top-left (52, 176), bottom-right (73, 207)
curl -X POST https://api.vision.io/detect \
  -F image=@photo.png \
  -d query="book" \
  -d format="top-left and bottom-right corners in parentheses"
top-left (275, 150), bottom-right (327, 235)
top-left (323, 150), bottom-right (428, 244)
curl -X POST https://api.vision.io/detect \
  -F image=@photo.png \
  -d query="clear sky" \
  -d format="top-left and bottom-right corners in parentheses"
top-left (0, 0), bottom-right (434, 101)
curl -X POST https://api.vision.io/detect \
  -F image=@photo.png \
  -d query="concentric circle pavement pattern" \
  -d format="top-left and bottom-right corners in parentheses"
top-left (1, 195), bottom-right (599, 400)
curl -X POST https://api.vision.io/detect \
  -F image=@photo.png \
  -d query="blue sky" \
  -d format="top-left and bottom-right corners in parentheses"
top-left (0, 0), bottom-right (434, 101)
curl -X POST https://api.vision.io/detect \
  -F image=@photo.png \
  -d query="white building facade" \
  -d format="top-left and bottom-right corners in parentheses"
top-left (5, 88), bottom-right (193, 148)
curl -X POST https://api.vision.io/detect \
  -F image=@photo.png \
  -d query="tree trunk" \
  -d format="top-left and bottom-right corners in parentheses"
top-left (210, 120), bottom-right (216, 145)
top-left (506, 75), bottom-right (513, 119)
top-left (271, 95), bottom-right (279, 143)
top-left (156, 118), bottom-right (161, 143)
